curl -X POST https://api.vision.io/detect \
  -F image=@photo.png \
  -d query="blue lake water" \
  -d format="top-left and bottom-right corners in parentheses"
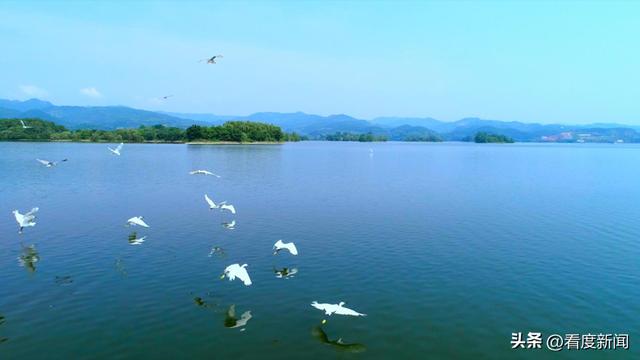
top-left (0, 141), bottom-right (638, 359)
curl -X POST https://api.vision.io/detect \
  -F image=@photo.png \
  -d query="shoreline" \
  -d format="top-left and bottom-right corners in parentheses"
top-left (0, 139), bottom-right (285, 145)
top-left (186, 141), bottom-right (284, 145)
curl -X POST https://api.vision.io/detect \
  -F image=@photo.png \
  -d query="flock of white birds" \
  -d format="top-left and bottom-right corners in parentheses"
top-left (12, 141), bottom-right (366, 328)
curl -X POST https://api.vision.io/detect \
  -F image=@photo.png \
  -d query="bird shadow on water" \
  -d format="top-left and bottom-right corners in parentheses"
top-left (208, 246), bottom-right (226, 258)
top-left (191, 294), bottom-right (251, 331)
top-left (0, 314), bottom-right (7, 344)
top-left (311, 326), bottom-right (366, 353)
top-left (224, 304), bottom-right (252, 331)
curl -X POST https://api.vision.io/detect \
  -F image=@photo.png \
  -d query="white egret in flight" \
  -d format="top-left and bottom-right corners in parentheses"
top-left (273, 240), bottom-right (298, 255)
top-left (13, 207), bottom-right (39, 234)
top-left (127, 216), bottom-right (150, 228)
top-left (189, 170), bottom-right (221, 177)
top-left (108, 143), bottom-right (124, 156)
top-left (311, 301), bottom-right (366, 317)
top-left (20, 120), bottom-right (32, 129)
top-left (221, 263), bottom-right (252, 286)
top-left (36, 158), bottom-right (68, 167)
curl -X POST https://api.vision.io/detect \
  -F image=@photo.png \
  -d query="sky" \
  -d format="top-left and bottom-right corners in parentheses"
top-left (1, 0), bottom-right (639, 124)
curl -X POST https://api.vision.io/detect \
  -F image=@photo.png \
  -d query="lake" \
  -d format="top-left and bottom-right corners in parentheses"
top-left (0, 141), bottom-right (638, 359)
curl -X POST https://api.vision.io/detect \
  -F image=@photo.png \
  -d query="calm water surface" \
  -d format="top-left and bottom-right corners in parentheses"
top-left (0, 141), bottom-right (638, 359)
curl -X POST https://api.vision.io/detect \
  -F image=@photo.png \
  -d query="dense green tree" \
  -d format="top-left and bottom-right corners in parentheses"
top-left (474, 132), bottom-right (514, 143)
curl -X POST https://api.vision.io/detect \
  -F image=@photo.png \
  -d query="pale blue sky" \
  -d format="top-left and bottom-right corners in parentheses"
top-left (1, 1), bottom-right (639, 124)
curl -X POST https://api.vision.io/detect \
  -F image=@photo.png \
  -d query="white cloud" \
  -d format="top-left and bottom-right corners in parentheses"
top-left (80, 87), bottom-right (102, 98)
top-left (20, 85), bottom-right (48, 98)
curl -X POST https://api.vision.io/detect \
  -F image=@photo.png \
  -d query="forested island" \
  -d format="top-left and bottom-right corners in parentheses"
top-left (0, 118), bottom-right (301, 143)
top-left (472, 132), bottom-right (515, 143)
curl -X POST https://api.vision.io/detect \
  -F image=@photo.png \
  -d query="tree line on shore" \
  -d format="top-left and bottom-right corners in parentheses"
top-left (0, 118), bottom-right (301, 143)
top-left (0, 118), bottom-right (516, 144)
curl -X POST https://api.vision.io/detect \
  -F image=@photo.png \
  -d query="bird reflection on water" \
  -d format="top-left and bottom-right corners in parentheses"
top-left (273, 267), bottom-right (298, 279)
top-left (311, 326), bottom-right (366, 353)
top-left (208, 246), bottom-right (226, 258)
top-left (224, 304), bottom-right (252, 331)
top-left (0, 314), bottom-right (7, 344)
top-left (18, 244), bottom-right (40, 273)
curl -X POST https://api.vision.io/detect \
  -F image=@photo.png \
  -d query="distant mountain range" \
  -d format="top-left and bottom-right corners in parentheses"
top-left (2, 98), bottom-right (639, 142)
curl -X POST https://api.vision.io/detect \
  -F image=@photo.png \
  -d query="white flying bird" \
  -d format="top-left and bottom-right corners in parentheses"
top-left (127, 216), bottom-right (150, 228)
top-left (20, 120), bottom-right (32, 129)
top-left (36, 158), bottom-right (68, 167)
top-left (220, 203), bottom-right (236, 214)
top-left (204, 194), bottom-right (220, 209)
top-left (199, 55), bottom-right (223, 64)
top-left (311, 301), bottom-right (366, 317)
top-left (222, 220), bottom-right (236, 229)
top-left (13, 207), bottom-right (39, 234)
top-left (189, 170), bottom-right (221, 177)
top-left (273, 240), bottom-right (298, 255)
top-left (222, 263), bottom-right (252, 286)
top-left (108, 143), bottom-right (124, 156)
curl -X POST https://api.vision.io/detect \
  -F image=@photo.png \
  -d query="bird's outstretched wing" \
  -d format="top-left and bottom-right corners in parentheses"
top-left (128, 217), bottom-right (150, 227)
top-left (311, 301), bottom-right (328, 311)
top-left (334, 305), bottom-right (366, 317)
top-left (287, 243), bottom-right (299, 255)
top-left (36, 159), bottom-right (50, 166)
top-left (13, 211), bottom-right (24, 224)
top-left (221, 204), bottom-right (236, 214)
top-left (25, 207), bottom-right (39, 217)
top-left (204, 194), bottom-right (216, 208)
top-left (116, 143), bottom-right (124, 152)
top-left (237, 265), bottom-right (252, 286)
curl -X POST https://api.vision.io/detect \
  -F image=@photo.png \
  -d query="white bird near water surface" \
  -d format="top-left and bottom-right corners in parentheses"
top-left (127, 216), bottom-right (150, 228)
top-left (189, 170), bottom-right (221, 177)
top-left (13, 207), bottom-right (39, 234)
top-left (222, 263), bottom-right (252, 286)
top-left (222, 220), bottom-right (236, 229)
top-left (311, 301), bottom-right (366, 317)
top-left (108, 143), bottom-right (124, 156)
top-left (36, 158), bottom-right (67, 167)
top-left (273, 240), bottom-right (298, 255)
